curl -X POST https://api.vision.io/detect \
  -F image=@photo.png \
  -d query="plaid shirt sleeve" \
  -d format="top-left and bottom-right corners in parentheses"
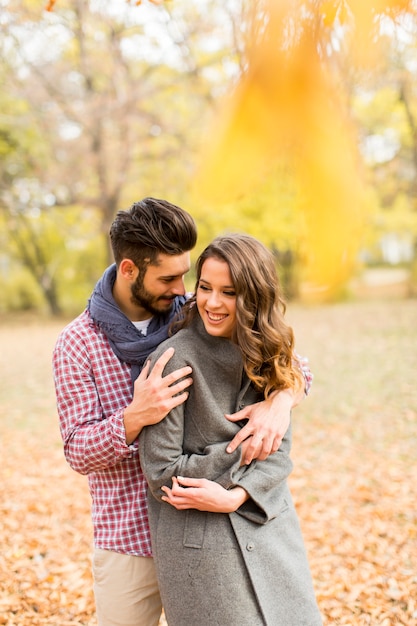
top-left (52, 311), bottom-right (152, 556)
top-left (52, 315), bottom-right (136, 475)
top-left (294, 352), bottom-right (313, 395)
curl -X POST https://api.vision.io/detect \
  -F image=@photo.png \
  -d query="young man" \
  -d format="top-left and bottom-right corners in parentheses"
top-left (53, 197), bottom-right (311, 626)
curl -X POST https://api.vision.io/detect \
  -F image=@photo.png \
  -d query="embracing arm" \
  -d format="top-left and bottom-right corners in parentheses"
top-left (138, 403), bottom-right (242, 501)
top-left (139, 341), bottom-right (300, 517)
top-left (161, 476), bottom-right (250, 513)
top-left (123, 347), bottom-right (192, 444)
top-left (139, 367), bottom-right (294, 520)
top-left (159, 427), bottom-right (293, 522)
top-left (53, 333), bottom-right (133, 474)
top-left (226, 352), bottom-right (312, 463)
top-left (53, 330), bottom-right (192, 475)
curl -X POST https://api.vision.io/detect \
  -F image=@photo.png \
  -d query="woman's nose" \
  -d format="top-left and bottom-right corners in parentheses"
top-left (207, 291), bottom-right (221, 307)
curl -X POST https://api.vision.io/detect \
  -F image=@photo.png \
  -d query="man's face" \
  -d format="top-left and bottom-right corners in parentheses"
top-left (130, 252), bottom-right (191, 316)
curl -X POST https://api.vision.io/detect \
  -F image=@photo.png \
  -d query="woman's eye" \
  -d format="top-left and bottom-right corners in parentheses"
top-left (224, 291), bottom-right (236, 297)
top-left (198, 284), bottom-right (210, 291)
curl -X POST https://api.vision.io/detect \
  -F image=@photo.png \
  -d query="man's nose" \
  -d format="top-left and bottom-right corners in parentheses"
top-left (171, 277), bottom-right (186, 296)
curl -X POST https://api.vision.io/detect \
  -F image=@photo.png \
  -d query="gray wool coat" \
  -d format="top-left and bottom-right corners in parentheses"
top-left (139, 316), bottom-right (322, 626)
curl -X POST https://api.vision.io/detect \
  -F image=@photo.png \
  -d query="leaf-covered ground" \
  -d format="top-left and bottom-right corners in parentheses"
top-left (1, 299), bottom-right (416, 625)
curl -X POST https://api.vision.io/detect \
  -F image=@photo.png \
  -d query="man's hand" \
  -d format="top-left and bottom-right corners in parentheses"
top-left (161, 476), bottom-right (248, 513)
top-left (226, 388), bottom-right (300, 464)
top-left (123, 347), bottom-right (192, 444)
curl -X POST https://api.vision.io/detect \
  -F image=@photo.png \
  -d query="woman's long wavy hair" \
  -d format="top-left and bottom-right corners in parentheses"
top-left (173, 234), bottom-right (303, 398)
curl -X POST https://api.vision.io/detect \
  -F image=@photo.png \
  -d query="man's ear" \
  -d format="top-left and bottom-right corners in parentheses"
top-left (119, 259), bottom-right (138, 281)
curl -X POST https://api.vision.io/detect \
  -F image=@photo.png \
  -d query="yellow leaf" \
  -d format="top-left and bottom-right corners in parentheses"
top-left (320, 1), bottom-right (340, 27)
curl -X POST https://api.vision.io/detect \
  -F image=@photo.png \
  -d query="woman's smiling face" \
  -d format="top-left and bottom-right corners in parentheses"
top-left (196, 257), bottom-right (237, 339)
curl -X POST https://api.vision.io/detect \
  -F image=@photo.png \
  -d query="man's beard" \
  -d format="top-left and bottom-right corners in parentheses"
top-left (130, 276), bottom-right (174, 316)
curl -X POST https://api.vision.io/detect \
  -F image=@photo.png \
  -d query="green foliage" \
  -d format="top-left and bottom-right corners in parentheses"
top-left (191, 164), bottom-right (302, 297)
top-left (1, 0), bottom-right (416, 311)
top-left (57, 233), bottom-right (108, 315)
top-left (0, 266), bottom-right (45, 313)
top-left (0, 203), bottom-right (106, 315)
top-left (47, 205), bottom-right (106, 313)
top-left (351, 38), bottom-right (417, 267)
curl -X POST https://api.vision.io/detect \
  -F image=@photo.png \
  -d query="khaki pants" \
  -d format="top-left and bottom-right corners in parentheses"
top-left (93, 548), bottom-right (162, 626)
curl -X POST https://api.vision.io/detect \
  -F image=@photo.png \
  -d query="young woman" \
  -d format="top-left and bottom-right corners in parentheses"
top-left (139, 234), bottom-right (322, 625)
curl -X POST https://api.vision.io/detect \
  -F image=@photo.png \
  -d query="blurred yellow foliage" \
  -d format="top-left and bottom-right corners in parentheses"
top-left (43, 0), bottom-right (416, 300)
top-left (194, 0), bottom-right (415, 301)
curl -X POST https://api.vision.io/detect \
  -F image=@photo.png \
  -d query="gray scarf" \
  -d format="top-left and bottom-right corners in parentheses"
top-left (88, 264), bottom-right (186, 382)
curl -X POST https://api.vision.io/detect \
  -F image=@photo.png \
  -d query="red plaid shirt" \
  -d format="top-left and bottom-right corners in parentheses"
top-left (53, 309), bottom-right (313, 557)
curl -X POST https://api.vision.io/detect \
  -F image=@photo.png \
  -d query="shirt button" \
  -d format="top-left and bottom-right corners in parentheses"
top-left (246, 543), bottom-right (255, 551)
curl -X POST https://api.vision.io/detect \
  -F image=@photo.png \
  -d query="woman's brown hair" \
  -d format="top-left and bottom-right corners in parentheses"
top-left (175, 234), bottom-right (303, 397)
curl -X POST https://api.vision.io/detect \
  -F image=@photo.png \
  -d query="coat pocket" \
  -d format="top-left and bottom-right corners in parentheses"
top-left (183, 509), bottom-right (207, 548)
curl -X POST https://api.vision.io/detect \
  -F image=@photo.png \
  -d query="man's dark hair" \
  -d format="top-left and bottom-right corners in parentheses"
top-left (110, 197), bottom-right (197, 267)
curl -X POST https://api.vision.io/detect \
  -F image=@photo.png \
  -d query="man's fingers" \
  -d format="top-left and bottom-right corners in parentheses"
top-left (242, 435), bottom-right (264, 464)
top-left (149, 347), bottom-right (190, 377)
top-left (167, 390), bottom-right (189, 410)
top-left (227, 426), bottom-right (283, 459)
top-left (150, 346), bottom-right (175, 375)
top-left (166, 374), bottom-right (193, 395)
top-left (225, 406), bottom-right (251, 423)
top-left (272, 434), bottom-right (283, 453)
top-left (143, 346), bottom-right (193, 389)
top-left (151, 363), bottom-right (193, 389)
top-left (243, 434), bottom-right (281, 464)
top-left (136, 359), bottom-right (150, 381)
top-left (226, 423), bottom-right (253, 453)
top-left (151, 348), bottom-right (192, 384)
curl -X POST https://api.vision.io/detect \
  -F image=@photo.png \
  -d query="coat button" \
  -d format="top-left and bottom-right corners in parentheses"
top-left (246, 542), bottom-right (255, 551)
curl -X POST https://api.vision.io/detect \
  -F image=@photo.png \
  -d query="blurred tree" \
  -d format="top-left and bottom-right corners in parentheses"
top-left (2, 0), bottom-right (417, 312)
top-left (2, 1), bottom-right (212, 255)
top-left (0, 0), bottom-right (240, 313)
top-left (0, 78), bottom-right (65, 313)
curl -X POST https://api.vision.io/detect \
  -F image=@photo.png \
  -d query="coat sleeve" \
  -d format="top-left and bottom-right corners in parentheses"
top-left (140, 409), bottom-right (294, 525)
top-left (230, 423), bottom-right (294, 525)
top-left (139, 339), bottom-right (294, 525)
top-left (138, 344), bottom-right (242, 499)
top-left (139, 403), bottom-right (242, 500)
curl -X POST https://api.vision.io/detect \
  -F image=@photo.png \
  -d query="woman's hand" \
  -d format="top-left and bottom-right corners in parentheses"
top-left (161, 476), bottom-right (248, 513)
